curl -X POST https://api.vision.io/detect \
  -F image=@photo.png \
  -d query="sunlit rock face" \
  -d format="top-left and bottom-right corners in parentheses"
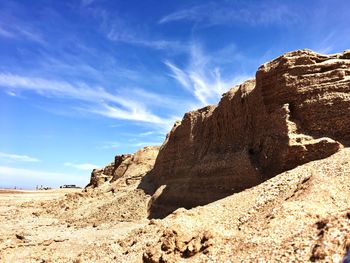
top-left (148, 49), bottom-right (350, 218)
top-left (86, 146), bottom-right (160, 189)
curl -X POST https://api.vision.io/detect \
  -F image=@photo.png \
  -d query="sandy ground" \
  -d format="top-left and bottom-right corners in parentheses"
top-left (0, 188), bottom-right (148, 262)
top-left (1, 149), bottom-right (350, 262)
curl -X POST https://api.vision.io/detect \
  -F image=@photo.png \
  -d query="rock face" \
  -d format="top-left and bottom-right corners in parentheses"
top-left (86, 146), bottom-right (160, 189)
top-left (148, 49), bottom-right (350, 218)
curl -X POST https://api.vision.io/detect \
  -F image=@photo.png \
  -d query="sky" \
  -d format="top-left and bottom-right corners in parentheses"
top-left (0, 0), bottom-right (349, 189)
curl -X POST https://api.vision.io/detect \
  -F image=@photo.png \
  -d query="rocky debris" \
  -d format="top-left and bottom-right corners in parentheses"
top-left (88, 168), bottom-right (113, 188)
top-left (81, 146), bottom-right (160, 226)
top-left (143, 229), bottom-right (214, 263)
top-left (308, 212), bottom-right (350, 262)
top-left (15, 234), bottom-right (25, 240)
top-left (98, 148), bottom-right (348, 263)
top-left (86, 146), bottom-right (160, 189)
top-left (147, 49), bottom-right (350, 218)
top-left (39, 187), bottom-right (151, 227)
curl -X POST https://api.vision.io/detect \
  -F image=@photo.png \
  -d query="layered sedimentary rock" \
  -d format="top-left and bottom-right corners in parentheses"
top-left (87, 146), bottom-right (160, 189)
top-left (148, 49), bottom-right (350, 218)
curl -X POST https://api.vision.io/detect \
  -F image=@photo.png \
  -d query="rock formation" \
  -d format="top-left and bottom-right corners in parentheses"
top-left (3, 49), bottom-right (350, 262)
top-left (87, 146), bottom-right (160, 189)
top-left (147, 49), bottom-right (350, 218)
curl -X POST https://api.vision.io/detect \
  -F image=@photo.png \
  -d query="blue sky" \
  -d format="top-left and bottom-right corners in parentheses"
top-left (0, 0), bottom-right (349, 188)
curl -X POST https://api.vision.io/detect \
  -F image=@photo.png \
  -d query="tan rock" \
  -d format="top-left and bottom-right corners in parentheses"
top-left (86, 146), bottom-right (160, 189)
top-left (148, 49), bottom-right (349, 218)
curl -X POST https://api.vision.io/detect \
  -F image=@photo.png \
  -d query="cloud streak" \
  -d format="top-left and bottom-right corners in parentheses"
top-left (0, 152), bottom-right (40, 163)
top-left (81, 0), bottom-right (95, 7)
top-left (0, 73), bottom-right (174, 127)
top-left (0, 26), bottom-right (14, 38)
top-left (87, 103), bottom-right (169, 125)
top-left (95, 10), bottom-right (186, 51)
top-left (159, 2), bottom-right (298, 27)
top-left (107, 29), bottom-right (184, 51)
top-left (165, 43), bottom-right (250, 105)
top-left (0, 23), bottom-right (45, 44)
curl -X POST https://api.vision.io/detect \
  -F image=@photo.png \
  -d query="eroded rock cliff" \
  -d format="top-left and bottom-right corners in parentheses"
top-left (87, 146), bottom-right (160, 190)
top-left (147, 49), bottom-right (350, 218)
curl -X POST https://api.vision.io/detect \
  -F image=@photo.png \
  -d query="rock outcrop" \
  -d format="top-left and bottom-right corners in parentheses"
top-left (147, 49), bottom-right (350, 218)
top-left (87, 146), bottom-right (160, 189)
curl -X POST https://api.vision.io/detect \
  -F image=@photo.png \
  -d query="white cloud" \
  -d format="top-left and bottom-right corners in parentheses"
top-left (0, 166), bottom-right (87, 188)
top-left (108, 31), bottom-right (183, 50)
top-left (107, 28), bottom-right (184, 51)
top-left (139, 131), bottom-right (156, 137)
top-left (0, 23), bottom-right (45, 44)
top-left (159, 2), bottom-right (298, 27)
top-left (81, 0), bottom-right (95, 7)
top-left (0, 73), bottom-right (127, 105)
top-left (131, 141), bottom-right (161, 147)
top-left (0, 73), bottom-right (175, 128)
top-left (312, 32), bottom-right (337, 55)
top-left (64, 162), bottom-right (99, 171)
top-left (99, 142), bottom-right (120, 150)
top-left (165, 43), bottom-right (250, 105)
top-left (0, 26), bottom-right (14, 38)
top-left (0, 152), bottom-right (40, 163)
top-left (15, 27), bottom-right (46, 44)
top-left (115, 87), bottom-right (193, 111)
top-left (5, 90), bottom-right (17, 97)
top-left (164, 61), bottom-right (192, 91)
top-left (87, 103), bottom-right (171, 126)
top-left (40, 54), bottom-right (142, 82)
top-left (98, 12), bottom-right (186, 51)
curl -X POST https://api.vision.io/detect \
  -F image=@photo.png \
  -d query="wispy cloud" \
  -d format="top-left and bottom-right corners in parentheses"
top-left (0, 152), bottom-right (40, 163)
top-left (130, 141), bottom-right (161, 147)
top-left (115, 87), bottom-right (193, 111)
top-left (159, 2), bottom-right (298, 27)
top-left (0, 73), bottom-right (175, 127)
top-left (16, 27), bottom-right (45, 44)
top-left (64, 162), bottom-right (99, 171)
top-left (107, 29), bottom-right (184, 50)
top-left (94, 10), bottom-right (185, 51)
top-left (87, 103), bottom-right (170, 125)
top-left (81, 0), bottom-right (95, 7)
top-left (165, 43), bottom-right (250, 105)
top-left (0, 23), bottom-right (45, 44)
top-left (0, 2), bottom-right (45, 44)
top-left (0, 166), bottom-right (87, 188)
top-left (139, 131), bottom-right (156, 137)
top-left (99, 142), bottom-right (120, 150)
top-left (0, 26), bottom-right (14, 38)
top-left (311, 32), bottom-right (346, 55)
top-left (40, 53), bottom-right (142, 83)
top-left (164, 62), bottom-right (192, 91)
top-left (98, 130), bottom-right (165, 151)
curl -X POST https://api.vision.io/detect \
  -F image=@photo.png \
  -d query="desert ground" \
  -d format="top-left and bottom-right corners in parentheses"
top-left (0, 187), bottom-right (151, 262)
top-left (1, 150), bottom-right (350, 263)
